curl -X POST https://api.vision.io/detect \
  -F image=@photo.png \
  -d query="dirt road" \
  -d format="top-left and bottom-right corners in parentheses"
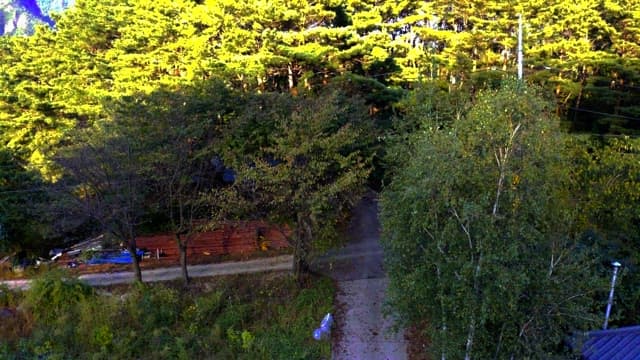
top-left (312, 193), bottom-right (407, 360)
top-left (1, 255), bottom-right (293, 290)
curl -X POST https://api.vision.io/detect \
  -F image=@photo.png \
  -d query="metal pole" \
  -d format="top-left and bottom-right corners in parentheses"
top-left (517, 14), bottom-right (523, 80)
top-left (603, 261), bottom-right (622, 330)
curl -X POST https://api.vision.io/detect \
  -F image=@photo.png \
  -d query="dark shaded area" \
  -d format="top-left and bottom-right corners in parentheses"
top-left (311, 193), bottom-right (385, 281)
top-left (0, 149), bottom-right (48, 254)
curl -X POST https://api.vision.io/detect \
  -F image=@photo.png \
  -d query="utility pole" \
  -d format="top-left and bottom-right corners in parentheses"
top-left (517, 14), bottom-right (523, 80)
top-left (603, 261), bottom-right (622, 330)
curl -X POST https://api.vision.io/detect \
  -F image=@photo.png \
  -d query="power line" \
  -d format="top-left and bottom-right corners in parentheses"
top-left (582, 133), bottom-right (640, 139)
top-left (617, 84), bottom-right (640, 91)
top-left (0, 187), bottom-right (51, 195)
top-left (0, 162), bottom-right (56, 170)
top-left (568, 107), bottom-right (640, 122)
top-left (0, 181), bottom-right (146, 196)
top-left (0, 168), bottom-right (231, 196)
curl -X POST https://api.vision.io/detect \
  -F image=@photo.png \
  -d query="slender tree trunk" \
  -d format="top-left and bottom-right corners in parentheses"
top-left (572, 69), bottom-right (586, 122)
top-left (494, 324), bottom-right (506, 359)
top-left (288, 64), bottom-right (295, 90)
top-left (465, 253), bottom-right (483, 360)
top-left (293, 214), bottom-right (311, 285)
top-left (437, 265), bottom-right (447, 360)
top-left (176, 234), bottom-right (190, 285)
top-left (464, 318), bottom-right (476, 360)
top-left (128, 240), bottom-right (142, 282)
top-left (123, 147), bottom-right (142, 282)
top-left (293, 237), bottom-right (310, 283)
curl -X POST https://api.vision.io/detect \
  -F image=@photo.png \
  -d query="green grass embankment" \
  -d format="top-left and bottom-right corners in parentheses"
top-left (0, 270), bottom-right (334, 359)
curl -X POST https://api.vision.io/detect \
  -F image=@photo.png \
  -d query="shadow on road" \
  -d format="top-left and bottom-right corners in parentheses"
top-left (310, 192), bottom-right (386, 281)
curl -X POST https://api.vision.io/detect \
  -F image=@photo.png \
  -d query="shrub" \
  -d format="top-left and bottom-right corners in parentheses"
top-left (5, 272), bottom-right (334, 359)
top-left (24, 269), bottom-right (94, 323)
top-left (123, 282), bottom-right (180, 333)
top-left (75, 295), bottom-right (119, 354)
top-left (0, 306), bottom-right (33, 346)
top-left (182, 290), bottom-right (225, 337)
top-left (215, 303), bottom-right (251, 337)
top-left (0, 284), bottom-right (21, 307)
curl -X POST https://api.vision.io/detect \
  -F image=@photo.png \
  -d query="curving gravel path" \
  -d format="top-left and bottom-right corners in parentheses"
top-left (312, 193), bottom-right (407, 360)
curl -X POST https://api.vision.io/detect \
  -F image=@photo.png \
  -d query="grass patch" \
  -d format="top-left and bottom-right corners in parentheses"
top-left (0, 271), bottom-right (334, 359)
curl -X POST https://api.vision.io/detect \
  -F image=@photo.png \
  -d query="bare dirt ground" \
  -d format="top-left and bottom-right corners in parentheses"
top-left (312, 192), bottom-right (408, 360)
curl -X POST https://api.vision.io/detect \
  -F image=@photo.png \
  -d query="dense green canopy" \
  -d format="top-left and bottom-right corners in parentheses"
top-left (382, 82), bottom-right (604, 358)
top-left (2, 0), bottom-right (639, 171)
top-left (0, 0), bottom-right (639, 356)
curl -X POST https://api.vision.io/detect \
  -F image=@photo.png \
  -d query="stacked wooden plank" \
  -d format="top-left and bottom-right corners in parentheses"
top-left (136, 221), bottom-right (290, 261)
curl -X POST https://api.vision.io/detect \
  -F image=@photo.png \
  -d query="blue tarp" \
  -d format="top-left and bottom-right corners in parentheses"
top-left (223, 168), bottom-right (236, 183)
top-left (86, 250), bottom-right (144, 265)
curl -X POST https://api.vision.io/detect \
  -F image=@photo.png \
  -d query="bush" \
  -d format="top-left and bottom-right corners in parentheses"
top-left (24, 269), bottom-right (94, 323)
top-left (0, 284), bottom-right (21, 307)
top-left (123, 282), bottom-right (180, 333)
top-left (182, 290), bottom-right (225, 335)
top-left (0, 305), bottom-right (32, 346)
top-left (215, 303), bottom-right (251, 337)
top-left (5, 272), bottom-right (334, 359)
top-left (251, 277), bottom-right (333, 360)
top-left (75, 295), bottom-right (118, 355)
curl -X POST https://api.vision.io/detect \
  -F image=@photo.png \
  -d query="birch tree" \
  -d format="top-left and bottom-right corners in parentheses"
top-left (381, 80), bottom-right (603, 358)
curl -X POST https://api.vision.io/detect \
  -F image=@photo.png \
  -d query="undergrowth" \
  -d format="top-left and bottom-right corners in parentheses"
top-left (0, 271), bottom-right (334, 359)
